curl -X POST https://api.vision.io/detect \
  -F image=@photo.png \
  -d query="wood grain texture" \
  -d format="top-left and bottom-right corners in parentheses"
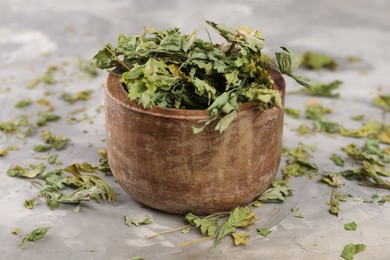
top-left (104, 71), bottom-right (285, 214)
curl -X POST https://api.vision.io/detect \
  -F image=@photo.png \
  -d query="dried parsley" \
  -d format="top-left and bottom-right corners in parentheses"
top-left (256, 179), bottom-right (293, 202)
top-left (37, 112), bottom-right (61, 127)
top-left (257, 227), bottom-right (272, 237)
top-left (330, 189), bottom-right (341, 216)
top-left (15, 99), bottom-right (33, 108)
top-left (321, 173), bottom-right (342, 187)
top-left (76, 58), bottom-right (98, 78)
top-left (373, 94), bottom-right (390, 111)
top-left (301, 51), bottom-right (337, 70)
top-left (329, 154), bottom-right (345, 167)
top-left (124, 215), bottom-right (153, 227)
top-left (305, 103), bottom-right (332, 120)
top-left (299, 80), bottom-right (342, 98)
top-left (24, 198), bottom-right (35, 209)
top-left (231, 233), bottom-right (250, 245)
top-left (340, 243), bottom-right (366, 260)
top-left (93, 21), bottom-right (310, 133)
top-left (18, 227), bottom-right (50, 248)
top-left (185, 213), bottom-right (218, 237)
top-left (284, 107), bottom-right (300, 119)
top-left (344, 221), bottom-right (357, 231)
top-left (61, 90), bottom-right (93, 104)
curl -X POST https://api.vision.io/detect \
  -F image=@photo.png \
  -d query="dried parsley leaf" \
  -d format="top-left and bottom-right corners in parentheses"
top-left (378, 194), bottom-right (390, 205)
top-left (7, 164), bottom-right (45, 178)
top-left (232, 233), bottom-right (250, 245)
top-left (305, 104), bottom-right (332, 120)
top-left (344, 221), bottom-right (357, 231)
top-left (330, 154), bottom-right (345, 167)
top-left (300, 80), bottom-right (341, 98)
top-left (0, 148), bottom-right (8, 157)
top-left (330, 189), bottom-right (341, 216)
top-left (37, 113), bottom-right (61, 127)
top-left (301, 52), bottom-right (337, 70)
top-left (340, 243), bottom-right (366, 260)
top-left (27, 66), bottom-right (58, 88)
top-left (34, 145), bottom-right (52, 152)
top-left (294, 213), bottom-right (304, 218)
top-left (98, 149), bottom-right (111, 175)
top-left (124, 215), bottom-right (153, 227)
top-left (285, 107), bottom-right (300, 119)
top-left (257, 227), bottom-right (272, 237)
top-left (48, 154), bottom-right (61, 165)
top-left (12, 227), bottom-right (22, 235)
top-left (351, 115), bottom-right (365, 121)
top-left (41, 130), bottom-right (69, 150)
top-left (76, 58), bottom-right (98, 78)
top-left (257, 179), bottom-right (293, 202)
top-left (61, 90), bottom-right (93, 104)
top-left (339, 120), bottom-right (381, 139)
top-left (373, 94), bottom-right (390, 111)
top-left (18, 227), bottom-right (50, 248)
top-left (181, 226), bottom-right (191, 234)
top-left (24, 198), bottom-right (35, 209)
top-left (63, 163), bottom-right (98, 175)
top-left (15, 99), bottom-right (33, 108)
top-left (321, 173), bottom-right (343, 187)
top-left (185, 213), bottom-right (218, 237)
top-left (212, 207), bottom-right (256, 252)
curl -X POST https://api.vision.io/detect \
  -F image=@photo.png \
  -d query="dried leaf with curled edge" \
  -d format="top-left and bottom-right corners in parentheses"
top-left (340, 243), bottom-right (366, 260)
top-left (185, 213), bottom-right (218, 237)
top-left (321, 173), bottom-right (343, 187)
top-left (18, 227), bottom-right (50, 248)
top-left (124, 215), bottom-right (153, 227)
top-left (232, 233), bottom-right (250, 245)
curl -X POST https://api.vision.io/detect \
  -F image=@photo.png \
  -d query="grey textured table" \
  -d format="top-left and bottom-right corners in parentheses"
top-left (1, 0), bottom-right (389, 259)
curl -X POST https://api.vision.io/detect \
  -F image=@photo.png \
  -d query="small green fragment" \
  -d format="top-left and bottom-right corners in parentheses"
top-left (294, 213), bottom-right (304, 218)
top-left (330, 154), bottom-right (345, 167)
top-left (351, 115), bottom-right (365, 121)
top-left (76, 58), bottom-right (98, 78)
top-left (7, 164), bottom-right (45, 178)
top-left (300, 80), bottom-right (341, 98)
top-left (24, 198), bottom-right (35, 209)
top-left (48, 154), bottom-right (60, 165)
top-left (124, 215), bottom-right (153, 227)
top-left (373, 94), bottom-right (390, 111)
top-left (18, 227), bottom-right (50, 248)
top-left (185, 213), bottom-right (218, 237)
top-left (330, 189), bottom-right (341, 216)
top-left (344, 221), bottom-right (357, 231)
top-left (181, 226), bottom-right (191, 234)
top-left (305, 103), bottom-right (332, 120)
top-left (34, 145), bottom-right (52, 152)
top-left (37, 113), bottom-right (61, 127)
top-left (321, 173), bottom-right (342, 187)
top-left (285, 107), bottom-right (300, 119)
top-left (15, 99), bottom-right (33, 108)
top-left (340, 243), bottom-right (366, 260)
top-left (12, 227), bottom-right (22, 235)
top-left (131, 257), bottom-right (144, 260)
top-left (257, 179), bottom-right (293, 202)
top-left (379, 194), bottom-right (390, 205)
top-left (61, 90), bottom-right (93, 104)
top-left (257, 227), bottom-right (272, 237)
top-left (301, 52), bottom-right (337, 70)
top-left (291, 207), bottom-right (299, 212)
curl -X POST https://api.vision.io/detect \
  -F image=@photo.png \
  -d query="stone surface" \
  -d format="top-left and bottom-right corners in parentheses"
top-left (0, 0), bottom-right (390, 259)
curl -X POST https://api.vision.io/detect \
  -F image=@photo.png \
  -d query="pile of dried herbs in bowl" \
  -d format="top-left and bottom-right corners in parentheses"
top-left (93, 21), bottom-right (309, 133)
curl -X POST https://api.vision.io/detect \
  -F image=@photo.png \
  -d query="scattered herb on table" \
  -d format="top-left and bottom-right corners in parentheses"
top-left (284, 107), bottom-right (300, 119)
top-left (12, 227), bottom-right (22, 235)
top-left (0, 148), bottom-right (8, 157)
top-left (344, 221), bottom-right (357, 231)
top-left (256, 179), bottom-right (293, 202)
top-left (7, 164), bottom-right (46, 178)
top-left (232, 233), bottom-right (250, 245)
top-left (61, 90), bottom-right (93, 104)
top-left (15, 99), bottom-right (33, 108)
top-left (27, 66), bottom-right (58, 88)
top-left (24, 198), bottom-right (35, 209)
top-left (299, 80), bottom-right (342, 98)
top-left (329, 154), bottom-right (345, 167)
top-left (257, 227), bottom-right (272, 237)
top-left (18, 227), bottom-right (50, 248)
top-left (301, 51), bottom-right (337, 70)
top-left (340, 243), bottom-right (366, 260)
top-left (76, 58), bottom-right (98, 78)
top-left (321, 173), bottom-right (343, 187)
top-left (330, 189), bottom-right (341, 216)
top-left (124, 215), bottom-right (153, 227)
top-left (373, 94), bottom-right (390, 111)
top-left (37, 112), bottom-right (61, 127)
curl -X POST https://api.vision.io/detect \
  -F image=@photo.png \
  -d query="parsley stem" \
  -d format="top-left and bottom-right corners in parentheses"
top-left (147, 224), bottom-right (191, 239)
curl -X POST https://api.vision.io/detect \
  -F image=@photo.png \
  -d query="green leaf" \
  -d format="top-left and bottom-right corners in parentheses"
top-left (330, 189), bottom-right (341, 216)
top-left (63, 163), bottom-right (98, 176)
top-left (92, 44), bottom-right (117, 69)
top-left (300, 80), bottom-right (342, 98)
top-left (257, 228), bottom-right (272, 237)
top-left (232, 233), bottom-right (250, 245)
top-left (344, 221), bottom-right (358, 231)
top-left (124, 215), bottom-right (153, 227)
top-left (340, 243), bottom-right (366, 260)
top-left (305, 104), bottom-right (332, 120)
top-left (373, 94), bottom-right (390, 111)
top-left (284, 107), bottom-right (300, 119)
top-left (329, 154), bottom-right (345, 167)
top-left (321, 173), bottom-right (342, 187)
top-left (34, 145), bottom-right (52, 152)
top-left (76, 58), bottom-right (98, 78)
top-left (19, 227), bottom-right (50, 248)
top-left (24, 198), bottom-right (35, 209)
top-left (15, 99), bottom-right (33, 108)
top-left (212, 207), bottom-right (256, 252)
top-left (340, 120), bottom-right (381, 138)
top-left (7, 164), bottom-right (45, 178)
top-left (301, 52), bottom-right (337, 70)
top-left (185, 213), bottom-right (218, 237)
top-left (257, 181), bottom-right (293, 202)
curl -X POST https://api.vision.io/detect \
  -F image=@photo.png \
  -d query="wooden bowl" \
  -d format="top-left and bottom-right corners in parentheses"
top-left (104, 70), bottom-right (285, 215)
